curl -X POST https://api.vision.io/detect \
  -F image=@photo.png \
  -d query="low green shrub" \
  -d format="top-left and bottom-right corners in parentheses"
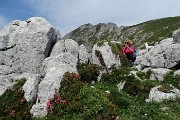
top-left (101, 67), bottom-right (133, 84)
top-left (109, 91), bottom-right (132, 109)
top-left (136, 70), bottom-right (151, 80)
top-left (77, 85), bottom-right (117, 119)
top-left (77, 63), bottom-right (100, 83)
top-left (123, 79), bottom-right (160, 98)
top-left (163, 71), bottom-right (180, 89)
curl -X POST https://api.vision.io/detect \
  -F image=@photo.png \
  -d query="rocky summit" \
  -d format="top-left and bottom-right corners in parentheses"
top-left (0, 16), bottom-right (180, 119)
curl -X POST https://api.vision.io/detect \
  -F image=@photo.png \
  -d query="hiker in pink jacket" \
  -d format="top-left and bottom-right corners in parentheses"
top-left (123, 39), bottom-right (136, 65)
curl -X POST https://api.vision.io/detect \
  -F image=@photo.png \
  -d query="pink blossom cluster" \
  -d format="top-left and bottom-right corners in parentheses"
top-left (46, 94), bottom-right (67, 113)
top-left (63, 72), bottom-right (80, 81)
top-left (9, 110), bottom-right (15, 116)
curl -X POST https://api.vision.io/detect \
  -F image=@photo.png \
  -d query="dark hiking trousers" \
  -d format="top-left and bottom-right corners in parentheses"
top-left (126, 52), bottom-right (136, 62)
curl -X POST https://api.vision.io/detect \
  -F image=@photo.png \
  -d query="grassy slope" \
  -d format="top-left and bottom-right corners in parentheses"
top-left (120, 16), bottom-right (180, 46)
top-left (64, 16), bottom-right (180, 48)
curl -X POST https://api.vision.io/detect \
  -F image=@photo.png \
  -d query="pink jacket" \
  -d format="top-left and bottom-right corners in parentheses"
top-left (123, 46), bottom-right (135, 56)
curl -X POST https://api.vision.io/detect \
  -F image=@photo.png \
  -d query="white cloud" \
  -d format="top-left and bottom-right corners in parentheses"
top-left (0, 14), bottom-right (8, 30)
top-left (20, 0), bottom-right (180, 36)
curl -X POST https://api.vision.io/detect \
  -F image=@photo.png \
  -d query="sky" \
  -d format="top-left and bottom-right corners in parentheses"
top-left (0, 0), bottom-right (180, 36)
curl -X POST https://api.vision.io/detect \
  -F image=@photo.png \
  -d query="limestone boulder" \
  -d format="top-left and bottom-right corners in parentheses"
top-left (51, 39), bottom-right (79, 57)
top-left (0, 17), bottom-right (61, 74)
top-left (22, 73), bottom-right (41, 102)
top-left (173, 28), bottom-right (180, 44)
top-left (0, 72), bottom-right (41, 102)
top-left (146, 85), bottom-right (180, 102)
top-left (31, 52), bottom-right (78, 117)
top-left (0, 17), bottom-right (61, 96)
top-left (136, 49), bottom-right (146, 56)
top-left (138, 38), bottom-right (180, 69)
top-left (92, 42), bottom-right (121, 69)
top-left (150, 68), bottom-right (172, 81)
top-left (79, 44), bottom-right (90, 63)
top-left (174, 70), bottom-right (180, 76)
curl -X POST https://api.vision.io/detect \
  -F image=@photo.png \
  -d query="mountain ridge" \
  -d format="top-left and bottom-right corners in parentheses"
top-left (64, 16), bottom-right (180, 48)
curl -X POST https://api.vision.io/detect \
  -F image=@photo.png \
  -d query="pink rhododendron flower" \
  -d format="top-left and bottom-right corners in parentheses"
top-left (9, 110), bottom-right (15, 116)
top-left (75, 73), bottom-right (80, 79)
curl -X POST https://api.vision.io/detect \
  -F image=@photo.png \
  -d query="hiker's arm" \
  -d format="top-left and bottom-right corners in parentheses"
top-left (128, 47), bottom-right (134, 52)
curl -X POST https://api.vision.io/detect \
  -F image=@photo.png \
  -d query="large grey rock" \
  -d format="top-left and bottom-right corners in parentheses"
top-left (0, 17), bottom-right (61, 74)
top-left (22, 73), bottom-right (41, 102)
top-left (173, 28), bottom-right (180, 44)
top-left (150, 68), bottom-right (171, 81)
top-left (174, 70), bottom-right (180, 76)
top-left (146, 85), bottom-right (180, 102)
top-left (136, 49), bottom-right (147, 56)
top-left (31, 52), bottom-right (78, 117)
top-left (138, 38), bottom-right (180, 69)
top-left (51, 39), bottom-right (90, 64)
top-left (0, 17), bottom-right (61, 96)
top-left (79, 44), bottom-right (90, 63)
top-left (92, 42), bottom-right (121, 69)
top-left (135, 56), bottom-right (144, 65)
top-left (51, 39), bottom-right (79, 57)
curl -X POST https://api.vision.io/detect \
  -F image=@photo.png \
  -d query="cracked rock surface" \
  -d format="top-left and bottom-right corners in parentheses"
top-left (0, 17), bottom-right (61, 96)
top-left (136, 38), bottom-right (180, 69)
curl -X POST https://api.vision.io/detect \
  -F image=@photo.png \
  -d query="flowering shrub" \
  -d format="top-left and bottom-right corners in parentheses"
top-left (46, 72), bottom-right (117, 119)
top-left (46, 92), bottom-right (67, 115)
top-left (47, 72), bottom-right (84, 118)
top-left (62, 72), bottom-right (80, 81)
top-left (0, 78), bottom-right (32, 119)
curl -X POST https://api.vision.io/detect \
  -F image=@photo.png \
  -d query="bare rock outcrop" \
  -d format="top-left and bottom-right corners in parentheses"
top-left (136, 38), bottom-right (180, 70)
top-left (31, 52), bottom-right (78, 117)
top-left (92, 42), bottom-right (121, 70)
top-left (0, 17), bottom-right (61, 96)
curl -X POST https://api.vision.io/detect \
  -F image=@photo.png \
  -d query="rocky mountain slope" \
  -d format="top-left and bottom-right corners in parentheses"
top-left (0, 16), bottom-right (180, 119)
top-left (64, 16), bottom-right (180, 48)
top-left (64, 23), bottom-right (123, 51)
